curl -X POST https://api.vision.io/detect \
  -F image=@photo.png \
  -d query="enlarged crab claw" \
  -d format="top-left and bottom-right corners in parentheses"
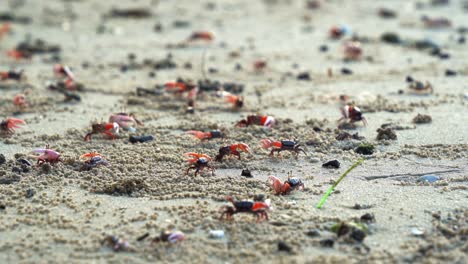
top-left (268, 176), bottom-right (283, 193)
top-left (237, 143), bottom-right (250, 153)
top-left (184, 152), bottom-right (212, 163)
top-left (167, 231), bottom-right (185, 243)
top-left (186, 130), bottom-right (207, 140)
top-left (261, 139), bottom-right (273, 149)
top-left (32, 148), bottom-right (47, 154)
top-left (6, 118), bottom-right (25, 129)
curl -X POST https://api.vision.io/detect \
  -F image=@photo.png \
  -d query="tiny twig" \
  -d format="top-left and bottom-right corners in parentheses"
top-left (364, 169), bottom-right (460, 181)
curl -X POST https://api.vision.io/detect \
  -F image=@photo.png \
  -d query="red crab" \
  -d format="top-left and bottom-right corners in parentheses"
top-left (338, 105), bottom-right (367, 126)
top-left (269, 173), bottom-right (304, 195)
top-left (0, 23), bottom-right (10, 39)
top-left (84, 122), bottom-right (119, 141)
top-left (343, 41), bottom-right (362, 60)
top-left (185, 152), bottom-right (215, 176)
top-left (236, 115), bottom-right (275, 128)
top-left (186, 130), bottom-right (224, 140)
top-left (253, 60), bottom-right (267, 72)
top-left (0, 69), bottom-right (24, 81)
top-left (32, 145), bottom-right (61, 166)
top-left (53, 64), bottom-right (75, 80)
top-left (217, 91), bottom-right (244, 109)
top-left (13, 90), bottom-right (30, 109)
top-left (220, 196), bottom-right (271, 222)
top-left (214, 143), bottom-right (250, 162)
top-left (188, 31), bottom-right (214, 41)
top-left (0, 118), bottom-right (25, 134)
top-left (261, 139), bottom-right (307, 157)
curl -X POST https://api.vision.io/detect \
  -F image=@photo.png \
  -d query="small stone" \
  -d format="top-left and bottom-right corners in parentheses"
top-left (350, 228), bottom-right (366, 242)
top-left (376, 127), bottom-right (397, 140)
top-left (319, 238), bottom-right (334, 247)
top-left (360, 213), bottom-right (375, 223)
top-left (319, 45), bottom-right (328, 52)
top-left (253, 194), bottom-right (265, 202)
top-left (381, 32), bottom-right (400, 44)
top-left (411, 228), bottom-right (425, 237)
top-left (277, 241), bottom-right (292, 253)
top-left (0, 204), bottom-right (5, 210)
top-left (306, 229), bottom-right (320, 237)
top-left (309, 157), bottom-right (320, 163)
top-left (0, 154), bottom-right (5, 165)
top-left (322, 160), bottom-right (340, 169)
top-left (209, 230), bottom-right (225, 239)
top-left (341, 68), bottom-right (353, 75)
top-left (413, 114), bottom-right (432, 124)
top-left (25, 188), bottom-right (35, 198)
top-left (355, 143), bottom-right (375, 155)
top-left (241, 169), bottom-right (253, 178)
top-left (417, 175), bottom-right (440, 183)
top-left (297, 72), bottom-right (311, 81)
top-left (445, 69), bottom-right (457, 76)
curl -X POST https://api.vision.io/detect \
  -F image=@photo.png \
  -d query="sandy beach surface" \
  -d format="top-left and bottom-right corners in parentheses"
top-left (0, 0), bottom-right (467, 263)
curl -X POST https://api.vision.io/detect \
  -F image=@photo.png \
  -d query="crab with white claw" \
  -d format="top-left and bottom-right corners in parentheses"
top-left (269, 172), bottom-right (304, 195)
top-left (32, 145), bottom-right (61, 166)
top-left (338, 105), bottom-right (367, 127)
top-left (185, 152), bottom-right (215, 176)
top-left (109, 113), bottom-right (143, 132)
top-left (84, 122), bottom-right (119, 141)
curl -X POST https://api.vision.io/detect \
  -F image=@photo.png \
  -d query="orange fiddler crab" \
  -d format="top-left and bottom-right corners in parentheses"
top-left (186, 129), bottom-right (224, 140)
top-left (1, 69), bottom-right (24, 81)
top-left (217, 91), bottom-right (244, 109)
top-left (1, 118), bottom-right (25, 135)
top-left (185, 152), bottom-right (215, 176)
top-left (261, 139), bottom-right (307, 157)
top-left (269, 172), bottom-right (304, 195)
top-left (84, 122), bottom-right (119, 141)
top-left (13, 89), bottom-right (31, 110)
top-left (214, 143), bottom-right (250, 162)
top-left (80, 152), bottom-right (109, 171)
top-left (236, 115), bottom-right (275, 128)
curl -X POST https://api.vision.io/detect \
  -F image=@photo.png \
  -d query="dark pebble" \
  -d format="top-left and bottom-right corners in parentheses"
top-left (253, 194), bottom-right (265, 202)
top-left (360, 213), bottom-right (375, 223)
top-left (322, 160), bottom-right (340, 169)
top-left (350, 228), bottom-right (366, 242)
top-left (25, 188), bottom-right (36, 198)
top-left (355, 144), bottom-right (375, 155)
top-left (184, 62), bottom-right (192, 69)
top-left (381, 33), bottom-right (400, 44)
top-left (306, 229), bottom-right (320, 237)
top-left (406, 76), bottom-right (414, 83)
top-left (235, 63), bottom-right (242, 71)
top-left (154, 23), bottom-right (162, 32)
top-left (173, 20), bottom-right (190, 28)
top-left (137, 233), bottom-right (150, 241)
top-left (0, 204), bottom-right (5, 210)
top-left (0, 154), bottom-right (5, 165)
top-left (319, 45), bottom-right (328, 52)
top-left (458, 36), bottom-right (465, 44)
top-left (12, 167), bottom-right (22, 174)
top-left (320, 238), bottom-right (334, 247)
top-left (148, 72), bottom-right (156, 78)
top-left (241, 169), bottom-right (253, 178)
top-left (129, 135), bottom-right (154, 144)
top-left (313, 126), bottom-right (322, 132)
top-left (277, 241), bottom-right (292, 253)
top-left (445, 69), bottom-right (457, 76)
top-left (128, 53), bottom-right (136, 61)
top-left (297, 72), bottom-right (311, 80)
top-left (341, 68), bottom-right (353, 75)
top-left (120, 65), bottom-right (128, 73)
top-left (208, 68), bottom-right (218, 74)
top-left (439, 53), bottom-right (450, 59)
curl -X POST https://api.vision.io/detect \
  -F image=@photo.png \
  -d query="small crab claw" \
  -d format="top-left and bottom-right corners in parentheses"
top-left (184, 152), bottom-right (212, 163)
top-left (268, 176), bottom-right (283, 194)
top-left (6, 118), bottom-right (25, 129)
top-left (32, 148), bottom-right (47, 154)
top-left (362, 117), bottom-right (368, 126)
top-left (186, 130), bottom-right (208, 140)
top-left (252, 200), bottom-right (271, 211)
top-left (167, 231), bottom-right (185, 243)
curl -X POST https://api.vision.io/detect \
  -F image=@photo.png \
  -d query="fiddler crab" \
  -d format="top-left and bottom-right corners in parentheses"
top-left (13, 89), bottom-right (31, 110)
top-left (53, 64), bottom-right (76, 90)
top-left (103, 235), bottom-right (131, 252)
top-left (269, 173), bottom-right (304, 195)
top-left (261, 139), bottom-right (307, 157)
top-left (236, 115), bottom-right (275, 128)
top-left (79, 152), bottom-right (109, 171)
top-left (1, 118), bottom-right (25, 134)
top-left (32, 145), bottom-right (61, 166)
top-left (109, 113), bottom-right (143, 132)
top-left (215, 143), bottom-right (250, 162)
top-left (187, 31), bottom-right (214, 42)
top-left (220, 196), bottom-right (271, 222)
top-left (216, 90), bottom-right (244, 109)
top-left (0, 69), bottom-right (25, 81)
top-left (338, 105), bottom-right (367, 127)
top-left (186, 129), bottom-right (224, 140)
top-left (343, 41), bottom-right (362, 60)
top-left (84, 122), bottom-right (119, 141)
top-left (164, 79), bottom-right (197, 95)
top-left (152, 231), bottom-right (186, 243)
top-left (185, 152), bottom-right (215, 176)
top-left (407, 78), bottom-right (433, 95)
